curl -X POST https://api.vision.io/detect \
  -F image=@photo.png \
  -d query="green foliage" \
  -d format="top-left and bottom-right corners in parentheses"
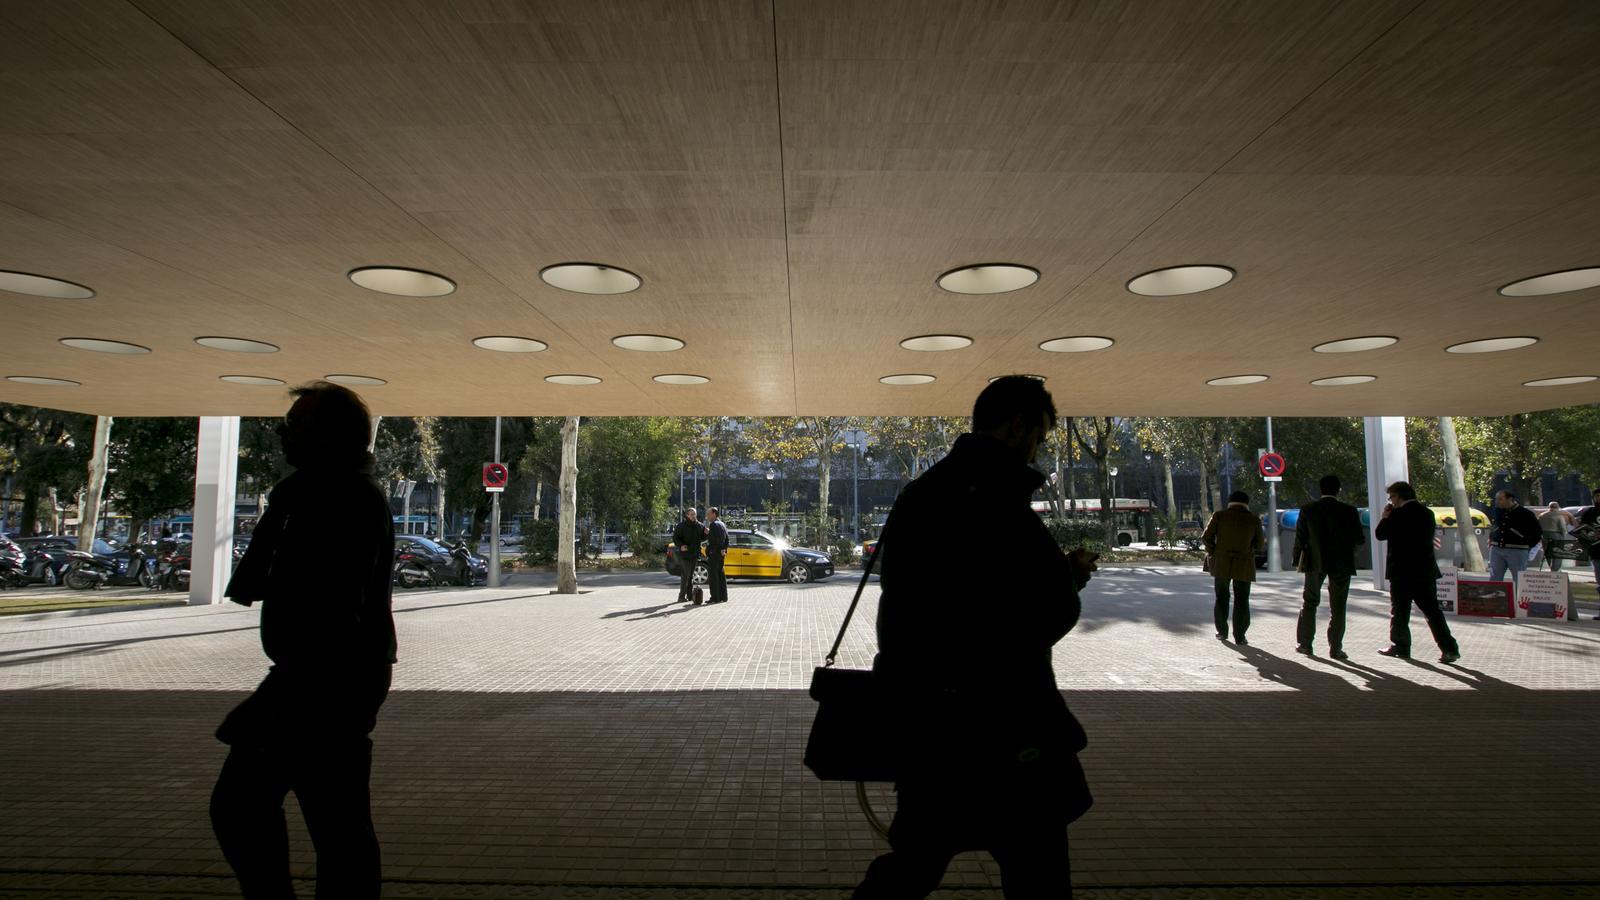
top-left (578, 417), bottom-right (689, 555)
top-left (237, 418), bottom-right (292, 491)
top-left (1450, 409), bottom-right (1600, 502)
top-left (107, 418), bottom-right (198, 521)
top-left (520, 518), bottom-right (559, 566)
top-left (1225, 417), bottom-right (1367, 508)
top-left (1046, 518), bottom-right (1108, 554)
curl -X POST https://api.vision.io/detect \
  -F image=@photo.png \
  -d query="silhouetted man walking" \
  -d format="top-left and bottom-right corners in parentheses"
top-left (673, 508), bottom-right (706, 602)
top-left (855, 376), bottom-right (1097, 899)
top-left (211, 382), bottom-right (396, 899)
top-left (705, 507), bottom-right (729, 603)
top-left (1203, 491), bottom-right (1263, 644)
top-left (1293, 474), bottom-right (1365, 660)
top-left (1375, 481), bottom-right (1460, 663)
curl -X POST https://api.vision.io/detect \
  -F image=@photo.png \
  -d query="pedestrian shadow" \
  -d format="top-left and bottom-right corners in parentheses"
top-left (602, 602), bottom-right (682, 619)
top-left (626, 604), bottom-right (700, 621)
top-left (1234, 644), bottom-right (1366, 693)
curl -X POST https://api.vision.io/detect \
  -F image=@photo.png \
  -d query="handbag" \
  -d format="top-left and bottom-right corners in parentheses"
top-left (803, 538), bottom-right (898, 783)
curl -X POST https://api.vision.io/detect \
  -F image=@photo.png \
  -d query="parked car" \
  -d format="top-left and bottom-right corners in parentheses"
top-left (665, 529), bottom-right (834, 585)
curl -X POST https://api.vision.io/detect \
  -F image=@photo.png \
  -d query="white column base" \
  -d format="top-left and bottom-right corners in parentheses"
top-left (1363, 416), bottom-right (1409, 592)
top-left (189, 416), bottom-right (240, 606)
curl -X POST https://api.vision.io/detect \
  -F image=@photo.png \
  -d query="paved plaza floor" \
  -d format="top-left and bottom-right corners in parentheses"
top-left (2, 567), bottom-right (1598, 898)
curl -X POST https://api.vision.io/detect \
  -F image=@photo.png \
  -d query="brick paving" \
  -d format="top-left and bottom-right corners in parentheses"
top-left (2, 568), bottom-right (1598, 898)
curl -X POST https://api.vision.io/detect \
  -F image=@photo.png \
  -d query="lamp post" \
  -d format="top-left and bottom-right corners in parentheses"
top-left (766, 470), bottom-right (776, 535)
top-left (845, 429), bottom-right (866, 542)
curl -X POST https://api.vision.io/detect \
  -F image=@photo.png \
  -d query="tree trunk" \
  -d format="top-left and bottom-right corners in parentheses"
top-left (78, 415), bottom-right (114, 551)
top-left (435, 480), bottom-right (446, 538)
top-left (817, 452), bottom-right (831, 547)
top-left (1439, 416), bottom-right (1487, 573)
top-left (49, 487), bottom-right (63, 536)
top-left (1508, 413), bottom-right (1531, 502)
top-left (532, 478), bottom-right (543, 521)
top-left (556, 416), bottom-right (579, 594)
top-left (1048, 444), bottom-right (1066, 520)
top-left (19, 484), bottom-right (39, 537)
top-left (1098, 468), bottom-right (1115, 548)
top-left (1163, 456), bottom-right (1178, 518)
top-left (367, 415), bottom-right (381, 453)
top-left (1197, 461), bottom-right (1214, 521)
top-left (1066, 424), bottom-right (1078, 513)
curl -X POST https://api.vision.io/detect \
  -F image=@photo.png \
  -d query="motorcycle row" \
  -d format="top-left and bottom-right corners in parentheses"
top-left (392, 537), bottom-right (486, 589)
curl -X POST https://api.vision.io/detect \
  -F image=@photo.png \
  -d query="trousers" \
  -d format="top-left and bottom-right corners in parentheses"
top-left (1296, 571), bottom-right (1351, 651)
top-left (1390, 576), bottom-right (1458, 655)
top-left (1213, 578), bottom-right (1251, 640)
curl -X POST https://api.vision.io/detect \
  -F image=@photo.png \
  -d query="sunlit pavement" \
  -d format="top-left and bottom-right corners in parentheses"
top-left (2, 569), bottom-right (1598, 898)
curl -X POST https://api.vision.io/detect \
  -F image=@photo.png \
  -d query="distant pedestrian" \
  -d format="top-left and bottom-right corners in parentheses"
top-left (673, 508), bottom-right (707, 602)
top-left (1292, 475), bottom-right (1365, 660)
top-left (1375, 481), bottom-right (1459, 663)
top-left (210, 382), bottom-right (396, 899)
top-left (1538, 501), bottom-right (1575, 571)
top-left (1203, 491), bottom-right (1263, 644)
top-left (705, 507), bottom-right (730, 603)
top-left (1488, 490), bottom-right (1541, 587)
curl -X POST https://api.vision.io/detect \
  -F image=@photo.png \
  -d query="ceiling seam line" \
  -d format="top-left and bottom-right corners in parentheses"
top-left (772, 0), bottom-right (800, 416)
top-left (120, 0), bottom-right (646, 398)
top-left (950, 0), bottom-right (1434, 392)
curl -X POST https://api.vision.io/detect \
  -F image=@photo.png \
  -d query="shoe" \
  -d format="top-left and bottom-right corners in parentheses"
top-left (1216, 632), bottom-right (1227, 641)
top-left (1378, 646), bottom-right (1410, 658)
top-left (1439, 651), bottom-right (1460, 664)
top-left (1295, 645), bottom-right (1313, 655)
top-left (1330, 649), bottom-right (1349, 660)
top-left (1235, 637), bottom-right (1249, 646)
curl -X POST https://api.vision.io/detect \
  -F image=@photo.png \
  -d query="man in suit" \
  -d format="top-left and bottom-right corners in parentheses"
top-left (1374, 481), bottom-right (1459, 662)
top-left (1292, 474), bottom-right (1365, 660)
top-left (672, 508), bottom-right (707, 603)
top-left (705, 507), bottom-right (730, 604)
top-left (1202, 491), bottom-right (1264, 644)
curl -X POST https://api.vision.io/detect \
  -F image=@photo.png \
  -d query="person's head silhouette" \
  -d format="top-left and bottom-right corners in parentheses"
top-left (276, 381), bottom-right (373, 470)
top-left (972, 375), bottom-right (1057, 466)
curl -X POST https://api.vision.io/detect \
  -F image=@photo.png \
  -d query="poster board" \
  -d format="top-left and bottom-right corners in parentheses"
top-left (1436, 566), bottom-right (1457, 613)
top-left (1457, 579), bottom-right (1516, 618)
top-left (1516, 570), bottom-right (1569, 620)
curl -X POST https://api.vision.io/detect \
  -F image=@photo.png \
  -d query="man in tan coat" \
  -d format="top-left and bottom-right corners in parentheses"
top-left (1203, 491), bottom-right (1264, 644)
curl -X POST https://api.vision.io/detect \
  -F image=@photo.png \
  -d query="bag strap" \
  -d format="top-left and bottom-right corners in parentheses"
top-left (825, 535), bottom-right (882, 667)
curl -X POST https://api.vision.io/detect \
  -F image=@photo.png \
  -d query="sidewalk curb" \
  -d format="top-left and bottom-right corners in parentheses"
top-left (2, 598), bottom-right (189, 623)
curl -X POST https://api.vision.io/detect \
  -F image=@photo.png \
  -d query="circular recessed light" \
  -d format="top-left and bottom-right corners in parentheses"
top-left (0, 270), bottom-right (95, 299)
top-left (6, 375), bottom-right (80, 386)
top-left (879, 374), bottom-right (936, 385)
top-left (545, 374), bottom-right (602, 385)
top-left (347, 266), bottom-right (456, 297)
top-left (60, 337), bottom-right (151, 354)
top-left (1445, 336), bottom-right (1539, 354)
top-left (195, 336), bottom-right (279, 353)
top-left (540, 263), bottom-right (642, 295)
top-left (1313, 336), bottom-right (1398, 353)
top-left (324, 374), bottom-right (387, 386)
top-left (1499, 267), bottom-right (1600, 297)
top-left (611, 334), bottom-right (684, 352)
top-left (1206, 374), bottom-right (1269, 386)
top-left (1039, 336), bottom-right (1114, 353)
top-left (1126, 265), bottom-right (1235, 296)
top-left (1310, 375), bottom-right (1377, 386)
top-left (472, 336), bottom-right (548, 353)
top-left (219, 375), bottom-right (286, 386)
top-left (899, 334), bottom-right (973, 352)
top-left (654, 374), bottom-right (710, 385)
top-left (1523, 376), bottom-right (1598, 387)
top-left (935, 264), bottom-right (1039, 295)
top-left (989, 374), bottom-right (1047, 383)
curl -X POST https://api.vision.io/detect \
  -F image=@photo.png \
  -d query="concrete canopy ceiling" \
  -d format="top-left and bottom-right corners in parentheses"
top-left (2, 0), bottom-right (1598, 418)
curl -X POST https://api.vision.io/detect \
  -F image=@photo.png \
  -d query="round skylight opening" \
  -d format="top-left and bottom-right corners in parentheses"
top-left (1126, 265), bottom-right (1235, 296)
top-left (220, 375), bottom-right (286, 386)
top-left (540, 264), bottom-right (642, 295)
top-left (195, 336), bottom-right (279, 353)
top-left (1311, 375), bottom-right (1377, 386)
top-left (1313, 336), bottom-right (1398, 353)
top-left (473, 336), bottom-right (548, 353)
top-left (935, 264), bottom-right (1039, 295)
top-left (899, 334), bottom-right (973, 352)
top-left (1039, 336), bottom-right (1114, 353)
top-left (654, 374), bottom-right (710, 385)
top-left (60, 337), bottom-right (151, 355)
top-left (1206, 374), bottom-right (1268, 386)
top-left (1499, 267), bottom-right (1600, 297)
top-left (324, 374), bottom-right (387, 386)
top-left (6, 375), bottom-right (81, 387)
top-left (879, 374), bottom-right (937, 385)
top-left (545, 374), bottom-right (603, 385)
top-left (1445, 337), bottom-right (1539, 354)
top-left (0, 270), bottom-right (95, 299)
top-left (347, 266), bottom-right (456, 297)
top-left (611, 334), bottom-right (684, 352)
top-left (1523, 376), bottom-right (1598, 387)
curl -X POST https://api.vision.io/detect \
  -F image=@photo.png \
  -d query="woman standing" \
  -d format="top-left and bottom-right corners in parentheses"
top-left (1203, 491), bottom-right (1264, 644)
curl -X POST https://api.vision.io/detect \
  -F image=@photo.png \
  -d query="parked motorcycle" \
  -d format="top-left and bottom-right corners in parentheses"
top-left (157, 546), bottom-right (190, 592)
top-left (0, 537), bottom-right (28, 589)
top-left (392, 549), bottom-right (441, 589)
top-left (62, 544), bottom-right (157, 590)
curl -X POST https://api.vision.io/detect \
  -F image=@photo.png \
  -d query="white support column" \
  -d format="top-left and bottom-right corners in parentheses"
top-left (190, 416), bottom-right (240, 606)
top-left (1363, 416), bottom-right (1409, 591)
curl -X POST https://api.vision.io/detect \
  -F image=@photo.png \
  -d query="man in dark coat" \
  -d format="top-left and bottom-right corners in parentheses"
top-left (705, 506), bottom-right (730, 603)
top-left (1292, 474), bottom-right (1365, 660)
top-left (672, 508), bottom-right (706, 602)
top-left (1488, 489), bottom-right (1542, 587)
top-left (1374, 480), bottom-right (1459, 663)
top-left (211, 382), bottom-right (396, 899)
top-left (855, 376), bottom-right (1097, 899)
top-left (1202, 491), bottom-right (1263, 644)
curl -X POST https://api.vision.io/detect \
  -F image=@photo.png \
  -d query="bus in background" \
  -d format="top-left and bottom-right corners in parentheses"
top-left (1030, 498), bottom-right (1155, 547)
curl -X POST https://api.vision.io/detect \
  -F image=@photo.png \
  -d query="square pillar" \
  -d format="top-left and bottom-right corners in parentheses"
top-left (190, 416), bottom-right (240, 605)
top-left (1363, 416), bottom-right (1409, 591)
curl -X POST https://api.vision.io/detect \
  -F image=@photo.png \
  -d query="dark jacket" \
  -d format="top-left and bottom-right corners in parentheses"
top-left (706, 519), bottom-right (729, 553)
top-left (1374, 500), bottom-right (1441, 583)
top-left (875, 434), bottom-right (1091, 782)
top-left (1491, 504), bottom-right (1542, 548)
top-left (672, 518), bottom-right (707, 555)
top-left (1293, 496), bottom-right (1365, 576)
top-left (1203, 503), bottom-right (1263, 583)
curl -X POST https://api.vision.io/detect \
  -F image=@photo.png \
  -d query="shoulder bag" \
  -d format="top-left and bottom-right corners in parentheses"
top-left (803, 538), bottom-right (898, 783)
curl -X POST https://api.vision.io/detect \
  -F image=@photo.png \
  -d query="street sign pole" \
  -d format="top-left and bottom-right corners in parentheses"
top-left (1266, 417), bottom-right (1280, 573)
top-left (490, 415), bottom-right (502, 588)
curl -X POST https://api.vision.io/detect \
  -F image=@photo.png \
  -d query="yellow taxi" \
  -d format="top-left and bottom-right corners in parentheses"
top-left (665, 529), bottom-right (835, 585)
top-left (1430, 506), bottom-right (1490, 529)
